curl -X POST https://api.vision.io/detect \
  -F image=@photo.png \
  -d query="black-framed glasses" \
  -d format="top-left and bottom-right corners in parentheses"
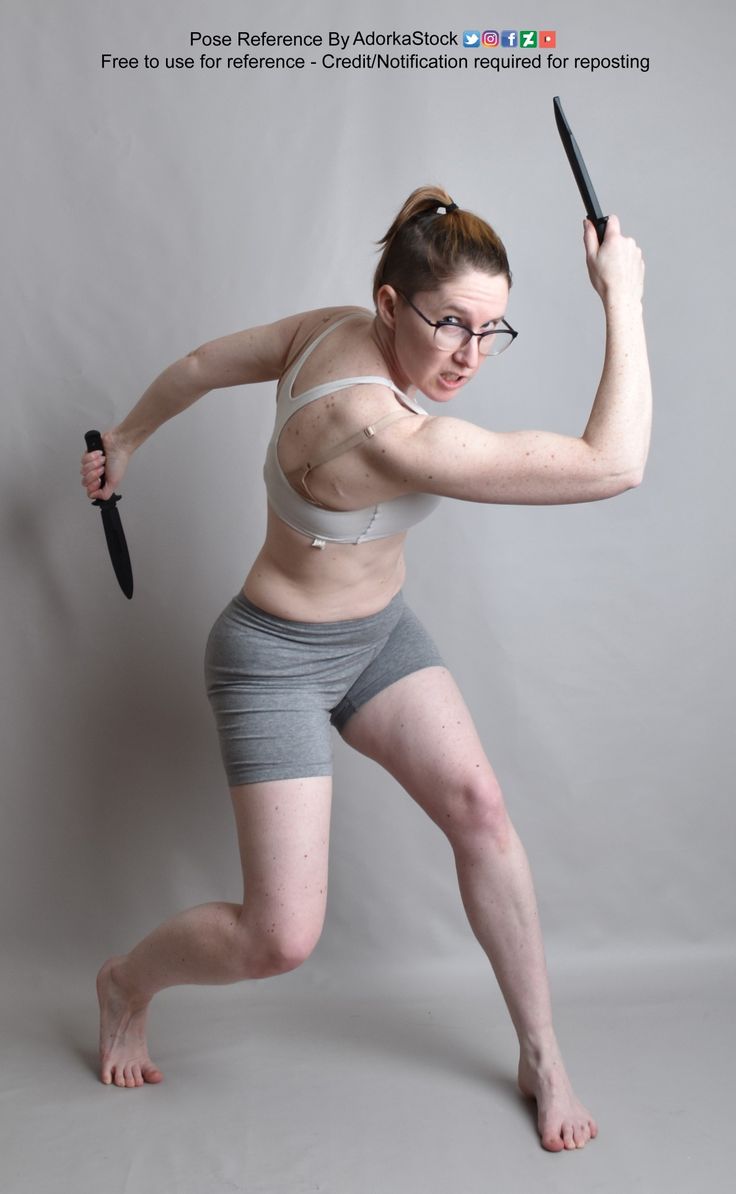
top-left (397, 290), bottom-right (518, 357)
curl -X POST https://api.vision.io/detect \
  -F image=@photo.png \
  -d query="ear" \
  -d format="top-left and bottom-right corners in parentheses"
top-left (375, 284), bottom-right (400, 330)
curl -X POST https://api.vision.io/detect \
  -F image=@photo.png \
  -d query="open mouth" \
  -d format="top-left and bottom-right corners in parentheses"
top-left (439, 372), bottom-right (467, 387)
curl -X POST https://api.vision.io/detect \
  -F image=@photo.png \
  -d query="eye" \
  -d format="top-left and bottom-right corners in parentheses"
top-left (438, 315), bottom-right (462, 326)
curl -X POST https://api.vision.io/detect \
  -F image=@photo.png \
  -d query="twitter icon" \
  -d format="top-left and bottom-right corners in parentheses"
top-left (463, 30), bottom-right (480, 47)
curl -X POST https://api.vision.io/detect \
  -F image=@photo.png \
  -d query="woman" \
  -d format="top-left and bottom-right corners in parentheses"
top-left (81, 187), bottom-right (649, 1152)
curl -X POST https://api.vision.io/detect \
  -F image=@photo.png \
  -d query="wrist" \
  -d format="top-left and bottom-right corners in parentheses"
top-left (602, 294), bottom-right (643, 324)
top-left (110, 423), bottom-right (143, 455)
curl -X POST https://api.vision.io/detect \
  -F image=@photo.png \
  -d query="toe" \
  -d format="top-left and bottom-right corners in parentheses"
top-left (562, 1123), bottom-right (576, 1149)
top-left (573, 1123), bottom-right (588, 1148)
top-left (124, 1065), bottom-right (137, 1088)
top-left (132, 1063), bottom-right (143, 1087)
top-left (590, 1119), bottom-right (599, 1139)
top-left (114, 1069), bottom-right (126, 1087)
top-left (542, 1129), bottom-right (565, 1152)
top-left (143, 1065), bottom-right (164, 1084)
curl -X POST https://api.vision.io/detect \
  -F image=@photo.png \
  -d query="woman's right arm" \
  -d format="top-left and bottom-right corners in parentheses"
top-left (380, 215), bottom-right (650, 507)
top-left (80, 309), bottom-right (325, 501)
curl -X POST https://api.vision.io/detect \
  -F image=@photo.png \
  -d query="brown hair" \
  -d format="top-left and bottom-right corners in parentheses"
top-left (372, 185), bottom-right (512, 304)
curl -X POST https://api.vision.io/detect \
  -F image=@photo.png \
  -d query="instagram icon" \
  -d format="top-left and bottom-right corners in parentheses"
top-left (482, 30), bottom-right (499, 47)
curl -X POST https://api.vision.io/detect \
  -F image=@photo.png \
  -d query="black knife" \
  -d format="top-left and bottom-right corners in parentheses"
top-left (84, 430), bottom-right (134, 599)
top-left (553, 96), bottom-right (609, 245)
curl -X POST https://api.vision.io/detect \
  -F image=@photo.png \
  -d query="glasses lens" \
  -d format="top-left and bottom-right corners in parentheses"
top-left (433, 323), bottom-right (469, 351)
top-left (433, 322), bottom-right (515, 355)
top-left (479, 330), bottom-right (514, 356)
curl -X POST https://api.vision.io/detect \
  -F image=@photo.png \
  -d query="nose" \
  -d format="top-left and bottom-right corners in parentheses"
top-left (451, 337), bottom-right (480, 370)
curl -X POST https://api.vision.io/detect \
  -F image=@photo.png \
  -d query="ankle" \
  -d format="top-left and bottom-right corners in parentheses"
top-left (109, 957), bottom-right (151, 1010)
top-left (519, 1027), bottom-right (561, 1067)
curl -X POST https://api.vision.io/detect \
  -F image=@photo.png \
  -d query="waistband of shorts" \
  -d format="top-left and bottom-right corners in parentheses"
top-left (227, 589), bottom-right (405, 641)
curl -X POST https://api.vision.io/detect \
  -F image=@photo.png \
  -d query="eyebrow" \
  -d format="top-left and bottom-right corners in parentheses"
top-left (439, 304), bottom-right (503, 327)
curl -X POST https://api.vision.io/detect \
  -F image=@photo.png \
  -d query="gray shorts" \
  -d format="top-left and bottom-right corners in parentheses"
top-left (204, 590), bottom-right (444, 786)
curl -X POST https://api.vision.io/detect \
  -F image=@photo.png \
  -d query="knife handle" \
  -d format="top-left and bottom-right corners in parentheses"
top-left (593, 216), bottom-right (609, 245)
top-left (84, 428), bottom-right (120, 508)
top-left (84, 429), bottom-right (106, 487)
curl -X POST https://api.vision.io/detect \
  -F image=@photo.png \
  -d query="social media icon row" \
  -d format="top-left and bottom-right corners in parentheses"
top-left (463, 30), bottom-right (557, 49)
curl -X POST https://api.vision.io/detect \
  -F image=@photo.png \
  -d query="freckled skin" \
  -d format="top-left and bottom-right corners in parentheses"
top-left (86, 216), bottom-right (649, 1147)
top-left (374, 270), bottom-right (510, 407)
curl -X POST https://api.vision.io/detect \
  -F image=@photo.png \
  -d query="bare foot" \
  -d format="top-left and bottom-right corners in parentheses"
top-left (97, 957), bottom-right (164, 1088)
top-left (518, 1048), bottom-right (598, 1152)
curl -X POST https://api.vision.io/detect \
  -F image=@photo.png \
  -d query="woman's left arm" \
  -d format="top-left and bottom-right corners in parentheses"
top-left (115, 311), bottom-right (310, 453)
top-left (82, 312), bottom-right (313, 501)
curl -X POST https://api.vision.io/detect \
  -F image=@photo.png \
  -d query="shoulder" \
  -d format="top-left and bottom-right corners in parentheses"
top-left (188, 306), bottom-right (371, 391)
top-left (281, 306), bottom-right (372, 370)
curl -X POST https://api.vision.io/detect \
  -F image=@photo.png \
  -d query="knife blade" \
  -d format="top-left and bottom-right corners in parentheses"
top-left (84, 429), bottom-right (134, 599)
top-left (553, 96), bottom-right (609, 244)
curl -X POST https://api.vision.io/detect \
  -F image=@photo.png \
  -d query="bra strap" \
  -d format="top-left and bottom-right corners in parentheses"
top-left (284, 313), bottom-right (363, 400)
top-left (305, 410), bottom-right (412, 473)
top-left (300, 410), bottom-right (413, 503)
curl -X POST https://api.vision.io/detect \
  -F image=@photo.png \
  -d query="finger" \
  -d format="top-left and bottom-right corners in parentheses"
top-left (583, 218), bottom-right (599, 256)
top-left (83, 468), bottom-right (104, 494)
top-left (602, 213), bottom-right (621, 240)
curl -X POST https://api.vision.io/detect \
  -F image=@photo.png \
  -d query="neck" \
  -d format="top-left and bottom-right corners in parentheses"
top-left (370, 315), bottom-right (415, 397)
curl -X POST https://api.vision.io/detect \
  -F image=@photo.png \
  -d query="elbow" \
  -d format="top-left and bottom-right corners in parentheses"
top-left (185, 344), bottom-right (206, 371)
top-left (179, 347), bottom-right (211, 394)
top-left (628, 465), bottom-right (645, 489)
top-left (609, 464), bottom-right (644, 496)
top-left (583, 439), bottom-right (646, 498)
top-left (625, 454), bottom-right (647, 489)
top-left (588, 460), bottom-right (644, 499)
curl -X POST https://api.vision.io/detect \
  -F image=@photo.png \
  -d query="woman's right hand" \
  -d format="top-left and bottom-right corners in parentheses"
top-left (583, 214), bottom-right (645, 308)
top-left (80, 428), bottom-right (132, 502)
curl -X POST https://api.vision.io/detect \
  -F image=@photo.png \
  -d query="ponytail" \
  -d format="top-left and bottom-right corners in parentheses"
top-left (372, 185), bottom-right (511, 303)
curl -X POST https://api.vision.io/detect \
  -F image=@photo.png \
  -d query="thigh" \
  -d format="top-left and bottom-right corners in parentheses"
top-left (338, 667), bottom-right (505, 832)
top-left (230, 776), bottom-right (332, 946)
top-left (205, 594), bottom-right (336, 785)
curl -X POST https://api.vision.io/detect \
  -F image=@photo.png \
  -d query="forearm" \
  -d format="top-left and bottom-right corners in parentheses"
top-left (115, 355), bottom-right (208, 452)
top-left (582, 299), bottom-right (652, 482)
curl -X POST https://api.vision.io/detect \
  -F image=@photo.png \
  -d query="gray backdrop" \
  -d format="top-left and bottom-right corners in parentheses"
top-left (2, 1), bottom-right (734, 1191)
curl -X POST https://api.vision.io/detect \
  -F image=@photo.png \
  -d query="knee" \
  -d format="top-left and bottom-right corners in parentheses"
top-left (442, 773), bottom-right (511, 849)
top-left (264, 931), bottom-right (320, 977)
top-left (240, 921), bottom-right (323, 979)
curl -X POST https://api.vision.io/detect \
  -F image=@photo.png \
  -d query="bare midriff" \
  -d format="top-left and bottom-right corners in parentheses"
top-left (242, 505), bottom-right (408, 622)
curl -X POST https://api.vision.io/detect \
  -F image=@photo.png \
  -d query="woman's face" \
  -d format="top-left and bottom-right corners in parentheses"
top-left (379, 268), bottom-right (510, 403)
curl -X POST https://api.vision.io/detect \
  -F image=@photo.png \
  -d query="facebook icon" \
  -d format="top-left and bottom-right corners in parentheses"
top-left (501, 30), bottom-right (518, 48)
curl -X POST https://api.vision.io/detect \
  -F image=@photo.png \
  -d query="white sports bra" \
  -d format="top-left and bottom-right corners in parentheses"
top-left (263, 313), bottom-right (441, 547)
